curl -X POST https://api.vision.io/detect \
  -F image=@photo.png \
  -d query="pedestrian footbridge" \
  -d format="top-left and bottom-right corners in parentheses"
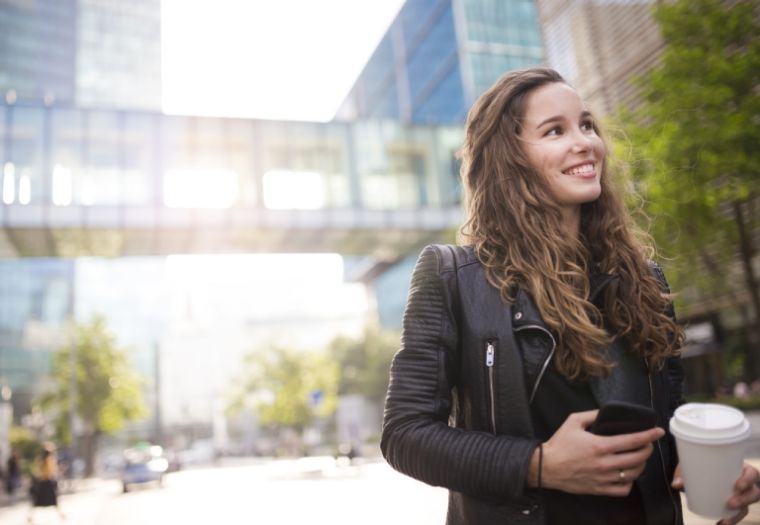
top-left (0, 103), bottom-right (464, 258)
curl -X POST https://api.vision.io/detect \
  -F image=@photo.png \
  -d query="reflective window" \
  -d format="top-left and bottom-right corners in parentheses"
top-left (51, 109), bottom-right (83, 206)
top-left (9, 106), bottom-right (45, 204)
top-left (406, 4), bottom-right (458, 105)
top-left (412, 64), bottom-right (465, 124)
top-left (225, 119), bottom-right (257, 207)
top-left (400, 0), bottom-right (437, 51)
top-left (433, 127), bottom-right (465, 206)
top-left (83, 111), bottom-right (123, 205)
top-left (123, 113), bottom-right (157, 205)
top-left (0, 106), bottom-right (5, 173)
top-left (259, 121), bottom-right (347, 209)
top-left (353, 120), bottom-right (433, 209)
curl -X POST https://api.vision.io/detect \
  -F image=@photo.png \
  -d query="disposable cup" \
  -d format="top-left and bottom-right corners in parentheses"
top-left (669, 403), bottom-right (751, 519)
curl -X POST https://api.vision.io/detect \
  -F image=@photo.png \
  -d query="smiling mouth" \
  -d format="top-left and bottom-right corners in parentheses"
top-left (563, 163), bottom-right (595, 177)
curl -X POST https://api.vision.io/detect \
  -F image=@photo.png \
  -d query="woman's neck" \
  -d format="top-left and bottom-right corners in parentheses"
top-left (560, 206), bottom-right (582, 238)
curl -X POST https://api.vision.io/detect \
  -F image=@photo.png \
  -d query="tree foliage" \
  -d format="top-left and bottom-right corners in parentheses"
top-left (617, 0), bottom-right (760, 333)
top-left (327, 327), bottom-right (399, 403)
top-left (39, 315), bottom-right (146, 474)
top-left (229, 346), bottom-right (339, 432)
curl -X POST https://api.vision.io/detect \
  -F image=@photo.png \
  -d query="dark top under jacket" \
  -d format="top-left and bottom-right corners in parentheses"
top-left (531, 363), bottom-right (647, 525)
top-left (381, 244), bottom-right (684, 525)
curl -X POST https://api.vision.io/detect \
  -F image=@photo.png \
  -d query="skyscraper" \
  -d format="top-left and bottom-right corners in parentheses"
top-left (0, 0), bottom-right (161, 111)
top-left (0, 0), bottom-right (78, 106)
top-left (336, 0), bottom-right (544, 124)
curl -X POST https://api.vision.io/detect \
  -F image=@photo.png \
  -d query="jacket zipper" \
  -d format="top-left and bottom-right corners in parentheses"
top-left (485, 341), bottom-right (496, 433)
top-left (646, 362), bottom-right (679, 525)
top-left (514, 325), bottom-right (557, 404)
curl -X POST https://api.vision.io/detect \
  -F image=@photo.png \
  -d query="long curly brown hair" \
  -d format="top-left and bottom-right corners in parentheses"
top-left (458, 67), bottom-right (682, 380)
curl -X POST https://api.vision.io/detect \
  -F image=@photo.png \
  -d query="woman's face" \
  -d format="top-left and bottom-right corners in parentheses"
top-left (520, 82), bottom-right (605, 214)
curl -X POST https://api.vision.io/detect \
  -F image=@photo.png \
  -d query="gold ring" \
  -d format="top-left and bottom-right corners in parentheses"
top-left (619, 469), bottom-right (626, 481)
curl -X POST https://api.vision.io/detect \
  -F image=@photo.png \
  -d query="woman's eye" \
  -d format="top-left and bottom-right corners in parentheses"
top-left (544, 126), bottom-right (562, 137)
top-left (581, 120), bottom-right (595, 132)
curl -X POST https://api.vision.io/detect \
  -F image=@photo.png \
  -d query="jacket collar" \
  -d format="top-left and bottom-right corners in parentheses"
top-left (511, 271), bottom-right (650, 408)
top-left (511, 271), bottom-right (618, 330)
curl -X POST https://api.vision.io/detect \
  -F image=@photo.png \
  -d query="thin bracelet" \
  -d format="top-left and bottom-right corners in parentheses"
top-left (537, 443), bottom-right (544, 489)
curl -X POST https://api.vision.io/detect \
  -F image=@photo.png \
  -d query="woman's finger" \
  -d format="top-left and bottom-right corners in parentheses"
top-left (718, 507), bottom-right (747, 525)
top-left (671, 463), bottom-right (684, 491)
top-left (602, 427), bottom-right (666, 454)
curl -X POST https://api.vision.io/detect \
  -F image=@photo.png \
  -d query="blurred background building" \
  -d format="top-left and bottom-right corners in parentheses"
top-left (536, 0), bottom-right (663, 115)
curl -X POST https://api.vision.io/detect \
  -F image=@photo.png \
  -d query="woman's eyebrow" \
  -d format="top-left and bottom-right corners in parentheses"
top-left (536, 110), bottom-right (593, 129)
top-left (536, 115), bottom-right (563, 129)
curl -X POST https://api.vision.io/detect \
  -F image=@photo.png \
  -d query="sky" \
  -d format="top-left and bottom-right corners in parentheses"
top-left (161, 0), bottom-right (406, 122)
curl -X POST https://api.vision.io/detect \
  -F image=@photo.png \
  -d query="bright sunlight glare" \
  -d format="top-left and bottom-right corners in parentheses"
top-left (161, 0), bottom-right (406, 122)
top-left (263, 170), bottom-right (325, 210)
top-left (163, 168), bottom-right (239, 208)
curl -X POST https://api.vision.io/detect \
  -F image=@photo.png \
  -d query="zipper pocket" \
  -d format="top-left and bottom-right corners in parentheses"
top-left (485, 341), bottom-right (496, 433)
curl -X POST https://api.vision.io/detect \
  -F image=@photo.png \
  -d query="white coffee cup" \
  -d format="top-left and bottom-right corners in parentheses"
top-left (669, 403), bottom-right (751, 519)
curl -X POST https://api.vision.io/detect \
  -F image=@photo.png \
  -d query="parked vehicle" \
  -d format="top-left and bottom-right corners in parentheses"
top-left (121, 445), bottom-right (169, 492)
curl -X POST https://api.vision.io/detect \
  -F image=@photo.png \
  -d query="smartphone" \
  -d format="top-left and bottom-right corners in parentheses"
top-left (589, 401), bottom-right (657, 436)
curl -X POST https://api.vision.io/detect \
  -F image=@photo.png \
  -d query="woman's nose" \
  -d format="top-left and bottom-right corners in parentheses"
top-left (571, 129), bottom-right (592, 152)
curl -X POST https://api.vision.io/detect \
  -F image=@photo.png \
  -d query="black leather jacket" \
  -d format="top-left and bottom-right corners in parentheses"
top-left (381, 244), bottom-right (685, 525)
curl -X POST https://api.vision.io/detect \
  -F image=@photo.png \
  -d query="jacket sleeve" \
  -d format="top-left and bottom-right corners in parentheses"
top-left (381, 245), bottom-right (539, 501)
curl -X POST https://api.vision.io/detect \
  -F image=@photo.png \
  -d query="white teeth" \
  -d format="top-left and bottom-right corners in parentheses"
top-left (564, 163), bottom-right (594, 175)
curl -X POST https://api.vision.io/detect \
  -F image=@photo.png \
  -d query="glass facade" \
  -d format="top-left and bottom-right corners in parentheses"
top-left (0, 0), bottom-right (160, 111)
top-left (0, 0), bottom-right (77, 105)
top-left (0, 258), bottom-right (74, 418)
top-left (336, 0), bottom-right (544, 124)
top-left (76, 0), bottom-right (162, 111)
top-left (0, 103), bottom-right (463, 214)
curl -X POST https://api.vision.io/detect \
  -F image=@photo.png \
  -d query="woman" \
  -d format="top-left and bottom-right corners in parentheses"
top-left (381, 67), bottom-right (759, 525)
top-left (28, 443), bottom-right (65, 523)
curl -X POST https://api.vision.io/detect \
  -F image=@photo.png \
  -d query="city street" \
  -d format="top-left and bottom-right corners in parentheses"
top-left (1, 457), bottom-right (760, 525)
top-left (0, 458), bottom-right (448, 525)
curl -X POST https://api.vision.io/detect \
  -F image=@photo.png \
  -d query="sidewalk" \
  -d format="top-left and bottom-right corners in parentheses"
top-left (0, 476), bottom-right (104, 508)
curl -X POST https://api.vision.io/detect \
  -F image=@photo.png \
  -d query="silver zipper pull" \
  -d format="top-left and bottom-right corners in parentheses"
top-left (486, 342), bottom-right (494, 367)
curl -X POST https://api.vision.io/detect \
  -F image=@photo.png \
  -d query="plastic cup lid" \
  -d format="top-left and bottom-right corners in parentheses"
top-left (670, 403), bottom-right (751, 445)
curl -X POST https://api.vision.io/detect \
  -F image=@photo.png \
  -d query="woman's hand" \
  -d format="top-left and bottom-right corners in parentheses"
top-left (532, 409), bottom-right (665, 496)
top-left (672, 463), bottom-right (760, 525)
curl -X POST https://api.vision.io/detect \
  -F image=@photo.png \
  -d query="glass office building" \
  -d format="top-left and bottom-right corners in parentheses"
top-left (0, 0), bottom-right (78, 106)
top-left (336, 0), bottom-right (544, 124)
top-left (0, 258), bottom-right (74, 417)
top-left (76, 0), bottom-right (162, 111)
top-left (0, 0), bottom-right (161, 111)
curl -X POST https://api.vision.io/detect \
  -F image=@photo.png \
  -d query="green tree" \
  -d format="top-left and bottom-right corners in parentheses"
top-left (619, 0), bottom-right (760, 374)
top-left (328, 327), bottom-right (399, 403)
top-left (228, 346), bottom-right (338, 451)
top-left (39, 316), bottom-right (146, 476)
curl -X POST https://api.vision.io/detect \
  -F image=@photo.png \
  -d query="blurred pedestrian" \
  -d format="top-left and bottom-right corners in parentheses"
top-left (5, 448), bottom-right (21, 496)
top-left (28, 443), bottom-right (65, 523)
top-left (381, 67), bottom-right (760, 525)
